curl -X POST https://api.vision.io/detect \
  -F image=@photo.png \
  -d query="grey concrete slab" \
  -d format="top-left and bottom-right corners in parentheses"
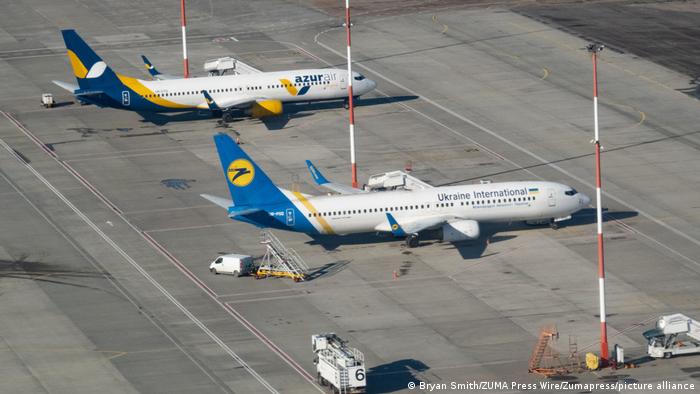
top-left (3, 1), bottom-right (700, 393)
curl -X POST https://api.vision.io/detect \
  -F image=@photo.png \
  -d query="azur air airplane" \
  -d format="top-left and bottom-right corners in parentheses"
top-left (202, 133), bottom-right (591, 247)
top-left (53, 30), bottom-right (377, 119)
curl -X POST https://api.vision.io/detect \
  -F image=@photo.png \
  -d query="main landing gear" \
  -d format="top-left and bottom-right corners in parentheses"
top-left (405, 233), bottom-right (419, 248)
top-left (549, 218), bottom-right (559, 230)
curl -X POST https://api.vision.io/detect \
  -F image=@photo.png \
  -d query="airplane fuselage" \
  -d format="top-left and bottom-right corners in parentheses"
top-left (236, 181), bottom-right (589, 235)
top-left (89, 69), bottom-right (374, 112)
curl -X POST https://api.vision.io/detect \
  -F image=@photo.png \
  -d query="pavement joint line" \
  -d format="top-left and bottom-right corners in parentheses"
top-left (122, 204), bottom-right (217, 215)
top-left (215, 274), bottom-right (450, 299)
top-left (0, 148), bottom-right (230, 393)
top-left (313, 27), bottom-right (700, 259)
top-left (65, 149), bottom-right (191, 162)
top-left (1, 110), bottom-right (295, 394)
top-left (144, 222), bottom-right (236, 233)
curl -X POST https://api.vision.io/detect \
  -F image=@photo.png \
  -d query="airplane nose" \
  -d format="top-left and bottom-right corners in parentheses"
top-left (367, 79), bottom-right (377, 92)
top-left (580, 193), bottom-right (591, 206)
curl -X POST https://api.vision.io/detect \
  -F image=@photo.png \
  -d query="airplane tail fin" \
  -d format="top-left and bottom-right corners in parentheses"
top-left (213, 133), bottom-right (288, 207)
top-left (61, 29), bottom-right (121, 90)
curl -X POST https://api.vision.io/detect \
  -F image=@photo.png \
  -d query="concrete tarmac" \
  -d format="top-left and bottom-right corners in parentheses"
top-left (1, 1), bottom-right (700, 393)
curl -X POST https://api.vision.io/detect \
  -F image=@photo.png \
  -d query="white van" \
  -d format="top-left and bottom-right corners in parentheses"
top-left (209, 254), bottom-right (253, 276)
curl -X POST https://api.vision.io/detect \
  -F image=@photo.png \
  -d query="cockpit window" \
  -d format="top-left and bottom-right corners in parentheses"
top-left (354, 74), bottom-right (366, 81)
top-left (564, 189), bottom-right (577, 196)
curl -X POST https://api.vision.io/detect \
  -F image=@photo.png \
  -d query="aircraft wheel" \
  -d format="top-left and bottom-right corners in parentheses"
top-left (549, 219), bottom-right (559, 230)
top-left (406, 234), bottom-right (419, 248)
top-left (343, 98), bottom-right (349, 109)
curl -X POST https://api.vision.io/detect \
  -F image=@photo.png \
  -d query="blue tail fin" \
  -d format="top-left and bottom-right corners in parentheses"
top-left (213, 133), bottom-right (288, 207)
top-left (61, 29), bottom-right (121, 90)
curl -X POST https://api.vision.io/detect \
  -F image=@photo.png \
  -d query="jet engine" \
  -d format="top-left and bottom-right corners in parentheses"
top-left (248, 100), bottom-right (283, 118)
top-left (441, 220), bottom-right (480, 242)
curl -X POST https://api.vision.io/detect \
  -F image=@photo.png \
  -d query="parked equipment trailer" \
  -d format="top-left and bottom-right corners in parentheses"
top-left (644, 313), bottom-right (700, 358)
top-left (312, 333), bottom-right (366, 393)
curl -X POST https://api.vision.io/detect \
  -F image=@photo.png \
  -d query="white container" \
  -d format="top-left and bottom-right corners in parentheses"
top-left (209, 254), bottom-right (253, 276)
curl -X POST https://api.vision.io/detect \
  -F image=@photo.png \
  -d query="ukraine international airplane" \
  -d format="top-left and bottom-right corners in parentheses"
top-left (53, 30), bottom-right (377, 119)
top-left (202, 134), bottom-right (591, 247)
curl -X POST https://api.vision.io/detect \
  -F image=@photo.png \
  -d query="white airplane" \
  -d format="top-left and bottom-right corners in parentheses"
top-left (53, 30), bottom-right (377, 120)
top-left (202, 134), bottom-right (591, 247)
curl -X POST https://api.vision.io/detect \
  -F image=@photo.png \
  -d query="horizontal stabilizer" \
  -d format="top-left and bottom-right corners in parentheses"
top-left (200, 193), bottom-right (232, 209)
top-left (52, 80), bottom-right (79, 93)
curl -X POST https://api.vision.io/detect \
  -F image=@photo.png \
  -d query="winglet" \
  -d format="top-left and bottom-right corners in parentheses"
top-left (305, 160), bottom-right (330, 185)
top-left (386, 213), bottom-right (406, 237)
top-left (141, 55), bottom-right (161, 78)
top-left (201, 90), bottom-right (221, 111)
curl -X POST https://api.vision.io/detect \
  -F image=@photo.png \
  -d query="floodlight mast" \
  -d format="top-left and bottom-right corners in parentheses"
top-left (587, 42), bottom-right (608, 364)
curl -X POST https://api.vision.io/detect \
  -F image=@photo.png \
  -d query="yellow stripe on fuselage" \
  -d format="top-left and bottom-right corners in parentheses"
top-left (291, 191), bottom-right (334, 234)
top-left (279, 79), bottom-right (298, 96)
top-left (117, 74), bottom-right (191, 109)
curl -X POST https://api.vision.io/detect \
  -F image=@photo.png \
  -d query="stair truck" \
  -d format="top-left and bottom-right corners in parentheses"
top-left (644, 313), bottom-right (700, 359)
top-left (312, 333), bottom-right (366, 393)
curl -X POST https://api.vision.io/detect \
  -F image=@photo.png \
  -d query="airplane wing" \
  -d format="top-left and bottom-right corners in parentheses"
top-left (141, 55), bottom-right (178, 80)
top-left (305, 160), bottom-right (364, 195)
top-left (199, 90), bottom-right (262, 111)
top-left (52, 80), bottom-right (79, 93)
top-left (377, 213), bottom-right (453, 234)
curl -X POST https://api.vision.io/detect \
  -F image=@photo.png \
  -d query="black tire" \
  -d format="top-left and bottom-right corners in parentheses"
top-left (406, 234), bottom-right (419, 248)
top-left (549, 219), bottom-right (559, 230)
top-left (213, 268), bottom-right (219, 275)
top-left (664, 352), bottom-right (672, 359)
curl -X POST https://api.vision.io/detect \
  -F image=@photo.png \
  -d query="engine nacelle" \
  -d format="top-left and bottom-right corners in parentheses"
top-left (442, 220), bottom-right (480, 242)
top-left (248, 100), bottom-right (283, 118)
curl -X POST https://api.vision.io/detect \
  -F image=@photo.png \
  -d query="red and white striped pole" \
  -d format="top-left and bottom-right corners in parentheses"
top-left (345, 0), bottom-right (358, 188)
top-left (180, 0), bottom-right (189, 78)
top-left (588, 42), bottom-right (608, 364)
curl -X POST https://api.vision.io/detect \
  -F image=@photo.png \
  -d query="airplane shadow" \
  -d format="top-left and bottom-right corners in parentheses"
top-left (306, 209), bottom-right (637, 258)
top-left (137, 111), bottom-right (212, 125)
top-left (133, 95), bottom-right (417, 126)
top-left (305, 259), bottom-right (350, 281)
top-left (307, 232), bottom-right (398, 251)
top-left (284, 95), bottom-right (418, 114)
top-left (366, 359), bottom-right (429, 394)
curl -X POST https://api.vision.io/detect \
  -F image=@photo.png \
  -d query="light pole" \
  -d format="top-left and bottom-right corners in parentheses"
top-left (587, 42), bottom-right (608, 364)
top-left (345, 0), bottom-right (358, 188)
top-left (181, 0), bottom-right (189, 78)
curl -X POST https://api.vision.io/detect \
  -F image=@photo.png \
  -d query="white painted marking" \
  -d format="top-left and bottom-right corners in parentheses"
top-left (230, 36), bottom-right (239, 42)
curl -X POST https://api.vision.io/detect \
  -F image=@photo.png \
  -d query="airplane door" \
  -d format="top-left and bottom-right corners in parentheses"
top-left (547, 188), bottom-right (556, 207)
top-left (285, 208), bottom-right (295, 226)
top-left (339, 75), bottom-right (346, 90)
